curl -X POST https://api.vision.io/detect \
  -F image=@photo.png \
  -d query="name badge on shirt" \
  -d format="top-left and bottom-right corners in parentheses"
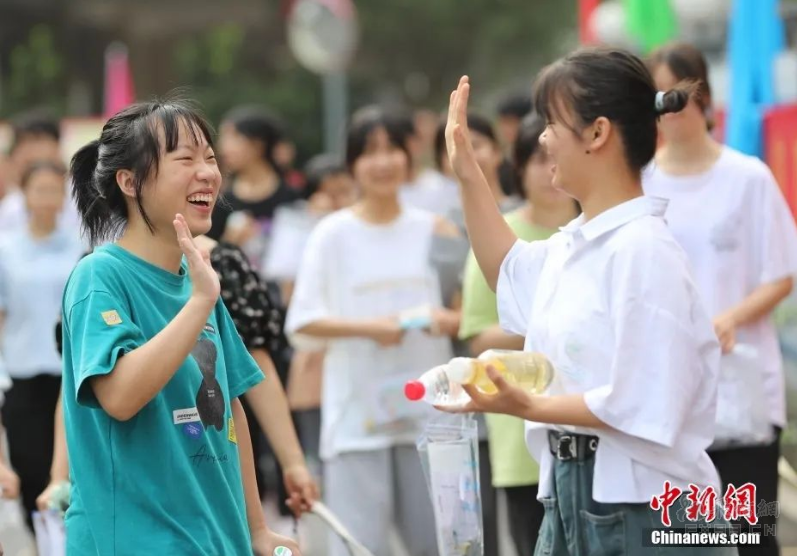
top-left (173, 407), bottom-right (201, 425)
top-left (228, 417), bottom-right (237, 444)
top-left (101, 310), bottom-right (123, 326)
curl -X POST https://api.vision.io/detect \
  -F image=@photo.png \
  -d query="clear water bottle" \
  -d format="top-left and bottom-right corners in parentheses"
top-left (405, 349), bottom-right (554, 405)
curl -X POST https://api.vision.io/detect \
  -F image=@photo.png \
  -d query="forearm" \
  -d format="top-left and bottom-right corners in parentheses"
top-left (92, 297), bottom-right (214, 421)
top-left (297, 318), bottom-right (379, 340)
top-left (457, 172), bottom-right (517, 290)
top-left (523, 394), bottom-right (606, 429)
top-left (50, 393), bottom-right (68, 482)
top-left (468, 326), bottom-right (525, 356)
top-left (721, 277), bottom-right (793, 327)
top-left (245, 349), bottom-right (305, 469)
top-left (233, 398), bottom-right (269, 534)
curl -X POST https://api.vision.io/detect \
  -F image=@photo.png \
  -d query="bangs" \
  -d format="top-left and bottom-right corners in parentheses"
top-left (532, 60), bottom-right (580, 131)
top-left (130, 99), bottom-right (215, 183)
top-left (345, 107), bottom-right (411, 170)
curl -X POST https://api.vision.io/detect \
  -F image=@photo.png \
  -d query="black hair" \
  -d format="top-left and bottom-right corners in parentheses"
top-left (512, 113), bottom-right (547, 199)
top-left (10, 110), bottom-right (60, 153)
top-left (497, 94), bottom-right (533, 120)
top-left (345, 106), bottom-right (413, 172)
top-left (20, 160), bottom-right (66, 190)
top-left (70, 98), bottom-right (215, 246)
top-left (434, 118), bottom-right (447, 171)
top-left (303, 154), bottom-right (347, 199)
top-left (467, 113), bottom-right (499, 145)
top-left (648, 42), bottom-right (713, 130)
top-left (222, 105), bottom-right (284, 170)
top-left (533, 47), bottom-right (694, 173)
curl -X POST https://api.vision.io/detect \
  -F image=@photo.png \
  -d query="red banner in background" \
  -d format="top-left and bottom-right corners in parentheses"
top-left (763, 104), bottom-right (797, 220)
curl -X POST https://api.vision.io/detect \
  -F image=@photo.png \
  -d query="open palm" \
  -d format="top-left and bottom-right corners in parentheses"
top-left (445, 76), bottom-right (486, 185)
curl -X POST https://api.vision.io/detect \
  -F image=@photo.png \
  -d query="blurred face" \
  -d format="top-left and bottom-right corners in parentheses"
top-left (318, 172), bottom-right (356, 210)
top-left (273, 140), bottom-right (296, 170)
top-left (471, 131), bottom-right (503, 183)
top-left (218, 122), bottom-right (265, 173)
top-left (352, 127), bottom-right (409, 199)
top-left (11, 135), bottom-right (61, 183)
top-left (653, 64), bottom-right (709, 143)
top-left (522, 149), bottom-right (569, 209)
top-left (539, 104), bottom-right (592, 198)
top-left (498, 115), bottom-right (521, 151)
top-left (136, 122), bottom-right (222, 237)
top-left (24, 168), bottom-right (65, 225)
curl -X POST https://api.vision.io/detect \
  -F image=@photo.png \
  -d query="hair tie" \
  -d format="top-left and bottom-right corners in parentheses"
top-left (655, 91), bottom-right (666, 112)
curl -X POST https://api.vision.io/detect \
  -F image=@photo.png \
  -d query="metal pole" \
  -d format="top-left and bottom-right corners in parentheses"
top-left (323, 71), bottom-right (348, 155)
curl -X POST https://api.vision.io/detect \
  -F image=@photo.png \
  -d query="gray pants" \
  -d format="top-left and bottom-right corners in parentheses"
top-left (536, 454), bottom-right (739, 556)
top-left (325, 446), bottom-right (438, 556)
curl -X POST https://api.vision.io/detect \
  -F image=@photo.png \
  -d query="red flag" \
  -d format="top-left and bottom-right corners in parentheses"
top-left (103, 42), bottom-right (136, 119)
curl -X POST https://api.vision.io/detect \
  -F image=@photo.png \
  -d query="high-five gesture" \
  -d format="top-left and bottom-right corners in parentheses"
top-left (174, 213), bottom-right (220, 305)
top-left (445, 76), bottom-right (487, 186)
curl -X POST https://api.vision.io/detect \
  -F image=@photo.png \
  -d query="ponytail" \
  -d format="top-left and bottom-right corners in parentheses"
top-left (70, 140), bottom-right (110, 246)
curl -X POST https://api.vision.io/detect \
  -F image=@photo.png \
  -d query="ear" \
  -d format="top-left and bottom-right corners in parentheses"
top-left (115, 169), bottom-right (137, 199)
top-left (585, 117), bottom-right (612, 153)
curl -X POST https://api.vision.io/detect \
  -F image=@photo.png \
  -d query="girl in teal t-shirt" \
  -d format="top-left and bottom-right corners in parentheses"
top-left (61, 100), bottom-right (301, 555)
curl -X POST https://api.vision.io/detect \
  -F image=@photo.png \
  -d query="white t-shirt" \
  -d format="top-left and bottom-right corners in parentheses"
top-left (399, 169), bottom-right (461, 217)
top-left (285, 207), bottom-right (453, 460)
top-left (0, 227), bottom-right (84, 378)
top-left (644, 147), bottom-right (797, 427)
top-left (498, 196), bottom-right (721, 503)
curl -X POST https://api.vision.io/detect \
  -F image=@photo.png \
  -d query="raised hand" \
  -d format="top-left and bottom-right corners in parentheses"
top-left (174, 213), bottom-right (220, 305)
top-left (445, 76), bottom-right (486, 185)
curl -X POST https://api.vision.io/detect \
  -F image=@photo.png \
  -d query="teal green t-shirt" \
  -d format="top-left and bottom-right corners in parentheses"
top-left (61, 244), bottom-right (264, 556)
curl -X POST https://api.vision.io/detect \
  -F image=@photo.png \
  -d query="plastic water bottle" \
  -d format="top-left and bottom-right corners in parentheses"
top-left (404, 349), bottom-right (554, 404)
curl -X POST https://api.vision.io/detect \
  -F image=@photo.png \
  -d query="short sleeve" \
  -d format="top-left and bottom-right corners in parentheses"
top-left (212, 243), bottom-right (287, 355)
top-left (458, 250), bottom-right (499, 340)
top-left (284, 222), bottom-right (334, 350)
top-left (583, 243), bottom-right (720, 448)
top-left (65, 290), bottom-right (147, 407)
top-left (496, 239), bottom-right (549, 336)
top-left (216, 301), bottom-right (264, 399)
top-left (755, 167), bottom-right (797, 285)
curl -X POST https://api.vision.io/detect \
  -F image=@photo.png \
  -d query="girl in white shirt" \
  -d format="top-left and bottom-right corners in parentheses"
top-left (285, 107), bottom-right (460, 556)
top-left (440, 48), bottom-right (735, 555)
top-left (645, 42), bottom-right (797, 556)
top-left (0, 161), bottom-right (83, 531)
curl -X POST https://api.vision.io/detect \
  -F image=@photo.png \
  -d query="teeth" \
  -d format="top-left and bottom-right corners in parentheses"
top-left (188, 193), bottom-right (213, 203)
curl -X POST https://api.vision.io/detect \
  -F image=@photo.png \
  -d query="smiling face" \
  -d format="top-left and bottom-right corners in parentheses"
top-left (351, 126), bottom-right (409, 200)
top-left (538, 106), bottom-right (593, 199)
top-left (133, 121), bottom-right (222, 238)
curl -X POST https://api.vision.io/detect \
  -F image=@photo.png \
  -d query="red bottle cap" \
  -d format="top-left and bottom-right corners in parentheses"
top-left (404, 380), bottom-right (426, 401)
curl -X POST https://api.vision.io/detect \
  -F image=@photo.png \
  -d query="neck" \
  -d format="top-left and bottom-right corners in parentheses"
top-left (657, 132), bottom-right (722, 172)
top-left (579, 172), bottom-right (643, 222)
top-left (524, 201), bottom-right (577, 230)
top-left (117, 222), bottom-right (183, 274)
top-left (236, 162), bottom-right (278, 193)
top-left (354, 194), bottom-right (402, 224)
top-left (28, 218), bottom-right (57, 239)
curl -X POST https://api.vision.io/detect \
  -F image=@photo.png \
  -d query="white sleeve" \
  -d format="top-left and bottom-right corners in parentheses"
top-left (496, 239), bottom-right (549, 336)
top-left (0, 251), bottom-right (7, 312)
top-left (284, 223), bottom-right (333, 350)
top-left (755, 167), bottom-right (797, 284)
top-left (583, 244), bottom-right (720, 448)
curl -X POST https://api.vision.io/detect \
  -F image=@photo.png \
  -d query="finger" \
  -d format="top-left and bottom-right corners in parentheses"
top-left (455, 77), bottom-right (470, 127)
top-left (485, 364), bottom-right (510, 391)
top-left (462, 383), bottom-right (491, 407)
top-left (447, 89), bottom-right (458, 136)
top-left (434, 403), bottom-right (468, 414)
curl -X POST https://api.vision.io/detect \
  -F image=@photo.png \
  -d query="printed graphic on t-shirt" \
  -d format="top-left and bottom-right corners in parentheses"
top-left (101, 310), bottom-right (123, 326)
top-left (191, 338), bottom-right (226, 431)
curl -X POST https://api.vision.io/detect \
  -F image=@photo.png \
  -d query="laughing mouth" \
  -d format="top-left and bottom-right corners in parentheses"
top-left (187, 193), bottom-right (213, 208)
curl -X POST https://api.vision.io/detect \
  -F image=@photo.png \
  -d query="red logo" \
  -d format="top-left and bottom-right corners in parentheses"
top-left (651, 482), bottom-right (759, 526)
top-left (650, 481), bottom-right (682, 527)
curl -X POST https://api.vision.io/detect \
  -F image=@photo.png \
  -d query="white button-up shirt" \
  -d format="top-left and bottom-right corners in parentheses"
top-left (497, 196), bottom-right (722, 503)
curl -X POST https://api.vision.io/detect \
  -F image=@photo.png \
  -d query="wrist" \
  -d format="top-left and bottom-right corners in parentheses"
top-left (187, 295), bottom-right (216, 314)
